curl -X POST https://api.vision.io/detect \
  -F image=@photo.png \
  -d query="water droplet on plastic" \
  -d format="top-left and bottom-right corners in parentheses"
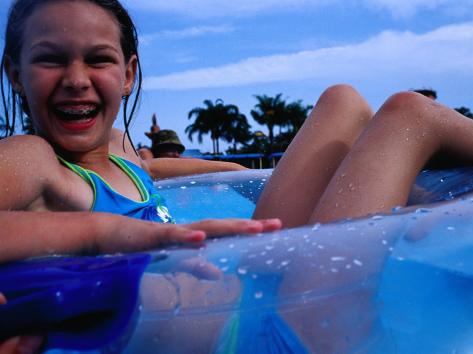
top-left (331, 256), bottom-right (346, 262)
top-left (237, 267), bottom-right (248, 275)
top-left (320, 319), bottom-right (330, 328)
top-left (254, 291), bottom-right (263, 299)
top-left (353, 259), bottom-right (363, 266)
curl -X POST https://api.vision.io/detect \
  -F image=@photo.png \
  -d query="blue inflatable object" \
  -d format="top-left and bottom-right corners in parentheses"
top-left (2, 168), bottom-right (473, 353)
top-left (0, 254), bottom-right (152, 351)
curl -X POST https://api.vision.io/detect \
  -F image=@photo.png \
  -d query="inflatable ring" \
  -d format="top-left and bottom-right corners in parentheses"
top-left (2, 168), bottom-right (473, 353)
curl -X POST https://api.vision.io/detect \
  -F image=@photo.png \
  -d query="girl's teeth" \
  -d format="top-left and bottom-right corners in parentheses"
top-left (58, 106), bottom-right (95, 115)
top-left (55, 105), bottom-right (99, 120)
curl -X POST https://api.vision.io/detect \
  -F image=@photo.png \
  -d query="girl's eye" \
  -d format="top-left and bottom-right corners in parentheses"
top-left (33, 54), bottom-right (66, 65)
top-left (87, 55), bottom-right (115, 66)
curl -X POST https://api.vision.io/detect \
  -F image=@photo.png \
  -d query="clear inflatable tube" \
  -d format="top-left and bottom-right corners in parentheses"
top-left (2, 168), bottom-right (473, 353)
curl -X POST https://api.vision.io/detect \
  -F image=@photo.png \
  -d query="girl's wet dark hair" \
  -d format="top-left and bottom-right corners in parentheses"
top-left (1, 0), bottom-right (142, 151)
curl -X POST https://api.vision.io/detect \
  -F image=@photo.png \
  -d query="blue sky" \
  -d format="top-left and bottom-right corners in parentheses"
top-left (2, 0), bottom-right (473, 152)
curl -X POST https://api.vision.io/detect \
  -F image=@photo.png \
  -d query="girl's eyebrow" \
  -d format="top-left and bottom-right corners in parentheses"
top-left (30, 41), bottom-right (120, 54)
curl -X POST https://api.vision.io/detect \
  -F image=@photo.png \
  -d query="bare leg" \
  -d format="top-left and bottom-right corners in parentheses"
top-left (311, 91), bottom-right (473, 223)
top-left (253, 84), bottom-right (373, 227)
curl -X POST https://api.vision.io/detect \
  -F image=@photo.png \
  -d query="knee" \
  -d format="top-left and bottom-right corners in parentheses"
top-left (318, 84), bottom-right (360, 103)
top-left (314, 84), bottom-right (373, 121)
top-left (375, 91), bottom-right (439, 131)
top-left (380, 91), bottom-right (432, 116)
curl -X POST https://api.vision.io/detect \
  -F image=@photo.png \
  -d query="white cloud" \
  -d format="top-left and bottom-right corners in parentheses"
top-left (143, 22), bottom-right (473, 91)
top-left (140, 25), bottom-right (235, 45)
top-left (123, 0), bottom-right (473, 18)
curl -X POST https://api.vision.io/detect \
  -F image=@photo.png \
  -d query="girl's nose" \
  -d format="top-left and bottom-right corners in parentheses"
top-left (62, 62), bottom-right (91, 91)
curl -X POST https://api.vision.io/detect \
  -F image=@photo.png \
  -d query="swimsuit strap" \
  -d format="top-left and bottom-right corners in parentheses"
top-left (56, 155), bottom-right (94, 185)
top-left (109, 154), bottom-right (148, 201)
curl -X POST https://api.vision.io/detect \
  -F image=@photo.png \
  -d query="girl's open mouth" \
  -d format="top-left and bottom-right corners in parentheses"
top-left (54, 104), bottom-right (101, 121)
top-left (54, 104), bottom-right (101, 131)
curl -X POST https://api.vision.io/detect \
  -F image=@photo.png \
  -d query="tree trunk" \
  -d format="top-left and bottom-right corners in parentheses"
top-left (268, 124), bottom-right (274, 153)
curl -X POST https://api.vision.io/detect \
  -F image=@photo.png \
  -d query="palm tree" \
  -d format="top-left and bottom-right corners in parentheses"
top-left (186, 99), bottom-right (250, 154)
top-left (251, 94), bottom-right (287, 152)
top-left (286, 100), bottom-right (312, 133)
top-left (225, 113), bottom-right (252, 153)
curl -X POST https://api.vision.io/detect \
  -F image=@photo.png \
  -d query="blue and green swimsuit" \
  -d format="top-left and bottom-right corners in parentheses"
top-left (58, 154), bottom-right (174, 223)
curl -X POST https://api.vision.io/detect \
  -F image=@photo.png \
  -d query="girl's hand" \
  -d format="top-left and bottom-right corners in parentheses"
top-left (95, 214), bottom-right (282, 254)
top-left (0, 293), bottom-right (43, 354)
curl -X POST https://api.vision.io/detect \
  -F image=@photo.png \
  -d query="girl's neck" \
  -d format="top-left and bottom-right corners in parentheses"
top-left (56, 146), bottom-right (111, 171)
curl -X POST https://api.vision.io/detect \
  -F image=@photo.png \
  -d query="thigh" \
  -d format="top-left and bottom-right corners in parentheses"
top-left (253, 85), bottom-right (373, 227)
top-left (310, 92), bottom-right (473, 223)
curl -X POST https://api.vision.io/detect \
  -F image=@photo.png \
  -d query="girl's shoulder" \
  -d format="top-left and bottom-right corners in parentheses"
top-left (0, 134), bottom-right (61, 171)
top-left (0, 135), bottom-right (89, 211)
top-left (1, 134), bottom-right (57, 155)
top-left (0, 135), bottom-right (64, 176)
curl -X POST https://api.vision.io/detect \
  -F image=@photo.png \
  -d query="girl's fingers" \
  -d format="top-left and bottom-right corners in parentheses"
top-left (154, 224), bottom-right (206, 244)
top-left (179, 258), bottom-right (222, 280)
top-left (258, 218), bottom-right (283, 231)
top-left (187, 218), bottom-right (282, 237)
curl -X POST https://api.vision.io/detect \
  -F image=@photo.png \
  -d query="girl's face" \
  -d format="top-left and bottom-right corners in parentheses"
top-left (7, 0), bottom-right (137, 154)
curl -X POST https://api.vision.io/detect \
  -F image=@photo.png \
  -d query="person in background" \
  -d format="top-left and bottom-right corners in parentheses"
top-left (150, 129), bottom-right (185, 158)
top-left (131, 113), bottom-right (247, 177)
top-left (142, 114), bottom-right (185, 158)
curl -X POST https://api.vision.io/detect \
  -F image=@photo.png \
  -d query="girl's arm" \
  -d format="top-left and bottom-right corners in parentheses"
top-left (0, 134), bottom-right (280, 264)
top-left (141, 157), bottom-right (247, 179)
top-left (0, 211), bottom-right (281, 263)
top-left (109, 128), bottom-right (247, 179)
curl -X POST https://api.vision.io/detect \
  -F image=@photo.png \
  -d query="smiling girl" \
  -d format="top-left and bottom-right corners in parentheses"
top-left (0, 0), bottom-right (281, 265)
